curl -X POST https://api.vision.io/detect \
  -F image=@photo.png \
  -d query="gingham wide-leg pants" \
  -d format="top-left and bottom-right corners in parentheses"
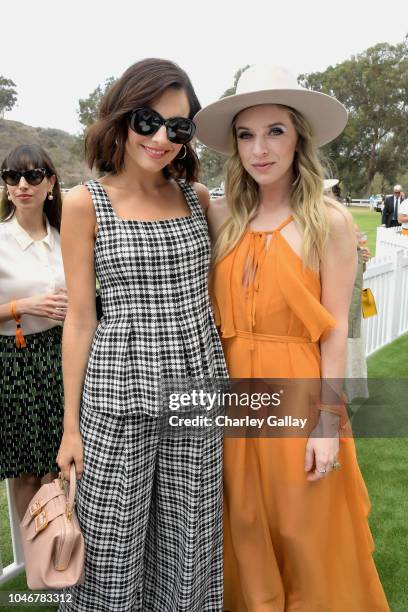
top-left (59, 404), bottom-right (223, 612)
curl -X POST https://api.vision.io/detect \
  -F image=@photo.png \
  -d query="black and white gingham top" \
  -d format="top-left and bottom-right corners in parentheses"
top-left (82, 179), bottom-right (227, 416)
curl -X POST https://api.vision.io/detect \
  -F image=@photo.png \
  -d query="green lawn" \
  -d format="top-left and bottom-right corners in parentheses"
top-left (365, 332), bottom-right (408, 377)
top-left (355, 333), bottom-right (408, 611)
top-left (0, 482), bottom-right (11, 567)
top-left (1, 335), bottom-right (407, 610)
top-left (349, 205), bottom-right (383, 255)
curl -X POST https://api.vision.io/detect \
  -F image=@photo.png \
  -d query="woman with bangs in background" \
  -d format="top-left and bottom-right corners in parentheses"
top-left (0, 143), bottom-right (67, 518)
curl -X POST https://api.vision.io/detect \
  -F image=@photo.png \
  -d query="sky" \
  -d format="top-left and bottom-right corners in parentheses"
top-left (2, 0), bottom-right (407, 135)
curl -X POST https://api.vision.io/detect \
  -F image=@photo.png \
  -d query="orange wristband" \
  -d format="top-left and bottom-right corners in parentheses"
top-left (10, 300), bottom-right (27, 349)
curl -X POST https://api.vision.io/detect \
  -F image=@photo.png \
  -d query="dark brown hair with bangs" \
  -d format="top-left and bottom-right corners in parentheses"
top-left (0, 144), bottom-right (63, 230)
top-left (86, 58), bottom-right (201, 183)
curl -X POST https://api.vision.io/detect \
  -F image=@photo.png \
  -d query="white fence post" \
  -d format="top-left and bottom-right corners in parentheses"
top-left (388, 250), bottom-right (404, 341)
top-left (375, 226), bottom-right (387, 256)
top-left (363, 238), bottom-right (408, 356)
top-left (0, 481), bottom-right (25, 584)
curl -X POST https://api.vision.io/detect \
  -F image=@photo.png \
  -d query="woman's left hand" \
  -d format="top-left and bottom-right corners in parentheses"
top-left (304, 433), bottom-right (339, 482)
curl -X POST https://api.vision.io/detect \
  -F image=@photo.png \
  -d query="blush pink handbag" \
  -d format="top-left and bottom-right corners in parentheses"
top-left (20, 464), bottom-right (85, 589)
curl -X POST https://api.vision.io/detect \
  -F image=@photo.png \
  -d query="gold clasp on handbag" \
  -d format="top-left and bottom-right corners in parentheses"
top-left (29, 500), bottom-right (42, 518)
top-left (34, 510), bottom-right (48, 533)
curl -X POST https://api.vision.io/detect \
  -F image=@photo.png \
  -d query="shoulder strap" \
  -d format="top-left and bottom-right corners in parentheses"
top-left (85, 179), bottom-right (116, 225)
top-left (275, 215), bottom-right (294, 232)
top-left (178, 181), bottom-right (204, 219)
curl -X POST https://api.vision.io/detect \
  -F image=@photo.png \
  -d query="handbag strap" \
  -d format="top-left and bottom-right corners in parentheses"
top-left (66, 463), bottom-right (77, 515)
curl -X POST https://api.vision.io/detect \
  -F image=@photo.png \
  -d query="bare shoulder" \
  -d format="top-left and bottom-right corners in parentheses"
top-left (207, 195), bottom-right (230, 239)
top-left (326, 201), bottom-right (354, 240)
top-left (62, 185), bottom-right (96, 226)
top-left (63, 185), bottom-right (94, 214)
top-left (192, 182), bottom-right (210, 213)
top-left (322, 202), bottom-right (356, 270)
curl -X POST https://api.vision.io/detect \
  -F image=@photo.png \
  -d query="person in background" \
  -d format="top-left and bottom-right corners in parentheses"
top-left (382, 184), bottom-right (404, 227)
top-left (345, 224), bottom-right (370, 402)
top-left (0, 144), bottom-right (67, 519)
top-left (323, 178), bottom-right (339, 199)
top-left (398, 196), bottom-right (408, 235)
top-left (324, 178), bottom-right (344, 204)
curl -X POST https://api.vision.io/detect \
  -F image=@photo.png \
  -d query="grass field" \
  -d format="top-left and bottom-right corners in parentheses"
top-left (354, 334), bottom-right (408, 611)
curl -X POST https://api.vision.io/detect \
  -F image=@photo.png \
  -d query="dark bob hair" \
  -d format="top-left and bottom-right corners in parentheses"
top-left (1, 144), bottom-right (63, 231)
top-left (85, 58), bottom-right (201, 183)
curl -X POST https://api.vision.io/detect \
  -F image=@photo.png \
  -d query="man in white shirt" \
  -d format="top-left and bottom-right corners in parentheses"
top-left (398, 197), bottom-right (408, 236)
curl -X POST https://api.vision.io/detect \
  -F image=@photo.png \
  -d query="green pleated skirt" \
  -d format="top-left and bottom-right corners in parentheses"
top-left (0, 326), bottom-right (64, 479)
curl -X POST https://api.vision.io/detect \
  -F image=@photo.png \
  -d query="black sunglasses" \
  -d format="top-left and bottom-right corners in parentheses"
top-left (129, 107), bottom-right (196, 145)
top-left (1, 168), bottom-right (48, 187)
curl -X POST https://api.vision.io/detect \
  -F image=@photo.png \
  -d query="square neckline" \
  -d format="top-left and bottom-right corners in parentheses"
top-left (91, 179), bottom-right (194, 225)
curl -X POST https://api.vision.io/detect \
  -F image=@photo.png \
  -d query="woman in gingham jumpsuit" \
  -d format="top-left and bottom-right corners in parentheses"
top-left (57, 59), bottom-right (227, 612)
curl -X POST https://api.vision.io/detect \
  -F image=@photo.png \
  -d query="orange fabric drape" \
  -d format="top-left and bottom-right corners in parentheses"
top-left (211, 216), bottom-right (389, 612)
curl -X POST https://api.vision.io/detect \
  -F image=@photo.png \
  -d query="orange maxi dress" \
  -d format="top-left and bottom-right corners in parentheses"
top-left (211, 216), bottom-right (389, 612)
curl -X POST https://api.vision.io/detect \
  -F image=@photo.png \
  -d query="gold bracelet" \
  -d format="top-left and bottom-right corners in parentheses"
top-left (318, 403), bottom-right (343, 417)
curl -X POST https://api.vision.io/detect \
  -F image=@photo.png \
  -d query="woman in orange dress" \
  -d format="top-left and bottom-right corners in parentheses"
top-left (195, 66), bottom-right (389, 611)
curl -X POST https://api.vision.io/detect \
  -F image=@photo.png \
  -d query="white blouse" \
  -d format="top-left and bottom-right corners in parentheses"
top-left (0, 215), bottom-right (66, 336)
top-left (399, 200), bottom-right (408, 229)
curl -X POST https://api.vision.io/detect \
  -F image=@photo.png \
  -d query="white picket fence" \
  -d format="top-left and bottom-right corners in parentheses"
top-left (2, 225), bottom-right (408, 585)
top-left (375, 225), bottom-right (408, 257)
top-left (362, 226), bottom-right (408, 356)
top-left (0, 482), bottom-right (24, 583)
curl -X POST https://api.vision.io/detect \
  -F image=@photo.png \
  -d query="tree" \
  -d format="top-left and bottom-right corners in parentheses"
top-left (299, 36), bottom-right (408, 195)
top-left (75, 77), bottom-right (116, 158)
top-left (198, 65), bottom-right (251, 187)
top-left (78, 77), bottom-right (116, 129)
top-left (0, 77), bottom-right (17, 118)
top-left (370, 173), bottom-right (387, 196)
top-left (197, 142), bottom-right (226, 188)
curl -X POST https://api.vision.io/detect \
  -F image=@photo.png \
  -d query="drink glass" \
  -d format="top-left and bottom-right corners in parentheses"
top-left (358, 232), bottom-right (368, 246)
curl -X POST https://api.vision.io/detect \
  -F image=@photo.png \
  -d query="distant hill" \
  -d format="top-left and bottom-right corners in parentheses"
top-left (0, 119), bottom-right (93, 187)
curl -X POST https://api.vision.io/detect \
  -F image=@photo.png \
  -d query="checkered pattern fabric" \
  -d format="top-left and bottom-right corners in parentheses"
top-left (60, 181), bottom-right (227, 610)
top-left (60, 407), bottom-right (223, 611)
top-left (82, 179), bottom-right (227, 416)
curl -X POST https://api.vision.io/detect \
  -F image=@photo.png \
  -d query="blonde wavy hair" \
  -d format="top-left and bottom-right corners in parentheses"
top-left (212, 105), bottom-right (342, 270)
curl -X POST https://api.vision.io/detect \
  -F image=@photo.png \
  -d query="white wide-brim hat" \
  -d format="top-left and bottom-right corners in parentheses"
top-left (323, 178), bottom-right (339, 189)
top-left (194, 66), bottom-right (348, 154)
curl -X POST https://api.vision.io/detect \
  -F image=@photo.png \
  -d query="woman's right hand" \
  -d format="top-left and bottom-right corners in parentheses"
top-left (16, 289), bottom-right (68, 321)
top-left (57, 430), bottom-right (84, 481)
